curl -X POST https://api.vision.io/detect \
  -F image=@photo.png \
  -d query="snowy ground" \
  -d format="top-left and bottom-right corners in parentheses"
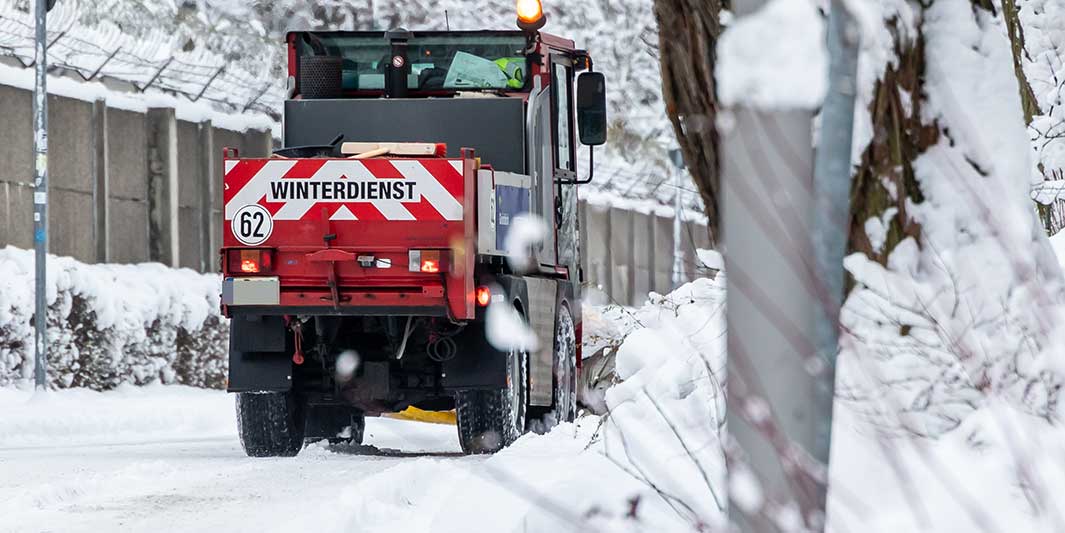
top-left (6, 384), bottom-right (1063, 533)
top-left (6, 378), bottom-right (1065, 532)
top-left (0, 386), bottom-right (460, 533)
top-left (0, 386), bottom-right (663, 533)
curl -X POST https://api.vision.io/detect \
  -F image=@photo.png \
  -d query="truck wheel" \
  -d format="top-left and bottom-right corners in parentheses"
top-left (545, 305), bottom-right (578, 427)
top-left (236, 391), bottom-right (305, 457)
top-left (456, 342), bottom-right (528, 454)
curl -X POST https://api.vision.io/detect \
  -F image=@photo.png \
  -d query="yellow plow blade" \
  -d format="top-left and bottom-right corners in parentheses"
top-left (384, 406), bottom-right (456, 425)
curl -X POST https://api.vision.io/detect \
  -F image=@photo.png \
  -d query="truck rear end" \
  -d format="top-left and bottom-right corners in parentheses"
top-left (221, 12), bottom-right (607, 458)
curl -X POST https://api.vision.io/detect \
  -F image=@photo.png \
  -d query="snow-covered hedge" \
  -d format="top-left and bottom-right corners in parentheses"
top-left (581, 275), bottom-right (728, 530)
top-left (0, 248), bottom-right (227, 390)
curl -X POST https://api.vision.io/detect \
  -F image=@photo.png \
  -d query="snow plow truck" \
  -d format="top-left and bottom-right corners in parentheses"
top-left (220, 1), bottom-right (607, 456)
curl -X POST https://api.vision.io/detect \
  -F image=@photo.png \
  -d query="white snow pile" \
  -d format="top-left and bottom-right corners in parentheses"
top-left (0, 384), bottom-right (233, 448)
top-left (599, 277), bottom-right (728, 529)
top-left (828, 398), bottom-right (1065, 532)
top-left (716, 0), bottom-right (827, 110)
top-left (839, 0), bottom-right (1065, 433)
top-left (0, 247), bottom-right (228, 390)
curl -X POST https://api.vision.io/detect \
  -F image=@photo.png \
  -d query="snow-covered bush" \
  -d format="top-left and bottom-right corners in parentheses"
top-left (0, 247), bottom-right (227, 390)
top-left (584, 276), bottom-right (728, 529)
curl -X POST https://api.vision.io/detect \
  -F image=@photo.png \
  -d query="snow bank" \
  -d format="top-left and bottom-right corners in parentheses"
top-left (305, 418), bottom-right (692, 533)
top-left (829, 400), bottom-right (1065, 532)
top-left (601, 276), bottom-right (728, 528)
top-left (581, 276), bottom-right (730, 529)
top-left (0, 384), bottom-right (233, 448)
top-left (0, 247), bottom-right (227, 390)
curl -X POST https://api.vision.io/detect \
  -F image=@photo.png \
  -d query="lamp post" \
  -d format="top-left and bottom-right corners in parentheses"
top-left (33, 0), bottom-right (57, 390)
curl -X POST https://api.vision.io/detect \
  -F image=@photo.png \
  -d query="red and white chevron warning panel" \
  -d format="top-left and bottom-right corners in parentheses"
top-left (223, 158), bottom-right (465, 224)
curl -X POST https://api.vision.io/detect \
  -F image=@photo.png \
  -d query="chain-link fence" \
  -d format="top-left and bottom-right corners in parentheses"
top-left (0, 2), bottom-right (285, 120)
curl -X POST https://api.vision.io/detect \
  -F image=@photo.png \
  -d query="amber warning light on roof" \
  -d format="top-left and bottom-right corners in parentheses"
top-left (516, 0), bottom-right (546, 31)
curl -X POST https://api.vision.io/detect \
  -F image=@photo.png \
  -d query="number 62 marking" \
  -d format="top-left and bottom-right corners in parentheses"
top-left (232, 204), bottom-right (273, 246)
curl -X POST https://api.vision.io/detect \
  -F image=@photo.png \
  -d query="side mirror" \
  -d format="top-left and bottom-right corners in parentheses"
top-left (46, 0), bottom-right (57, 11)
top-left (576, 72), bottom-right (607, 146)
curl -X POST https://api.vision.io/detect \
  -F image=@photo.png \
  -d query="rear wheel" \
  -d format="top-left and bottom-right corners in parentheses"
top-left (236, 391), bottom-right (305, 457)
top-left (456, 341), bottom-right (528, 454)
top-left (544, 305), bottom-right (578, 428)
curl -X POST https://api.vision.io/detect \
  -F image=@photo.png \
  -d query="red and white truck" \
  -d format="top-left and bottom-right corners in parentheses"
top-left (219, 2), bottom-right (607, 456)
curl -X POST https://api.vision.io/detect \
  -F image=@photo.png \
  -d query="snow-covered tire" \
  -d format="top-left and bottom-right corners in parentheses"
top-left (455, 339), bottom-right (528, 454)
top-left (544, 305), bottom-right (578, 428)
top-left (236, 391), bottom-right (305, 457)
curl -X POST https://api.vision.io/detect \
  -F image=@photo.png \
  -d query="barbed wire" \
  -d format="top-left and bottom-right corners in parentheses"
top-left (0, 6), bottom-right (285, 121)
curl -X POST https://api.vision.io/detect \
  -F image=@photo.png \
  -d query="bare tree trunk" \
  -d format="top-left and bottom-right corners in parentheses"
top-left (653, 0), bottom-right (726, 246)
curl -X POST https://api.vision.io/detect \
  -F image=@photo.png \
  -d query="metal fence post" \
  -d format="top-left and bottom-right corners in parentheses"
top-left (810, 0), bottom-right (859, 475)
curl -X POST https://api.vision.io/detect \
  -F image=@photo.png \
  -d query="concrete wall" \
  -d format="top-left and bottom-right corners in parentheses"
top-left (0, 83), bottom-right (272, 272)
top-left (579, 199), bottom-right (711, 307)
top-left (0, 86), bottom-right (34, 252)
top-left (107, 108), bottom-right (150, 264)
top-left (177, 120), bottom-right (203, 271)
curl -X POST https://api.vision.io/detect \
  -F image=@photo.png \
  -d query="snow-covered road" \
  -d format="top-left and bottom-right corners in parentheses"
top-left (0, 430), bottom-right (469, 533)
top-left (0, 385), bottom-right (662, 533)
top-left (0, 386), bottom-right (474, 533)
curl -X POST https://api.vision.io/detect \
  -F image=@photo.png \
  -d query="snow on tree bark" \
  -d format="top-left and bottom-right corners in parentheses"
top-left (840, 0), bottom-right (1065, 436)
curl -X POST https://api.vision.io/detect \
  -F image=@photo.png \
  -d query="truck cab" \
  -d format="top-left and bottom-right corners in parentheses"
top-left (221, 8), bottom-right (607, 457)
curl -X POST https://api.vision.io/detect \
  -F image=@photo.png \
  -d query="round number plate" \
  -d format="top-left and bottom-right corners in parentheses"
top-left (232, 204), bottom-right (273, 246)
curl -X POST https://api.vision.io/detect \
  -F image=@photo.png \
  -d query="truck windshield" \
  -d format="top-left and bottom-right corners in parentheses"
top-left (304, 33), bottom-right (529, 92)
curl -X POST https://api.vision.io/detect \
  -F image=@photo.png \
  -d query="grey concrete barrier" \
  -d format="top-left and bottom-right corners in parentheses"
top-left (0, 83), bottom-right (272, 273)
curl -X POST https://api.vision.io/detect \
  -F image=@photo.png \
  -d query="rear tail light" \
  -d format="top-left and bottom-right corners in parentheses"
top-left (475, 286), bottom-right (491, 307)
top-left (408, 250), bottom-right (450, 273)
top-left (228, 249), bottom-right (273, 275)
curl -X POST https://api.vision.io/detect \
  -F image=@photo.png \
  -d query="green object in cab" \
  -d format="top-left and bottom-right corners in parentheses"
top-left (494, 57), bottom-right (525, 89)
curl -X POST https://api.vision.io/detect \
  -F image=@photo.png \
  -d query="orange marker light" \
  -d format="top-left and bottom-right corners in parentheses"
top-left (421, 260), bottom-right (440, 273)
top-left (409, 249), bottom-right (448, 273)
top-left (476, 286), bottom-right (491, 307)
top-left (232, 249), bottom-right (271, 274)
